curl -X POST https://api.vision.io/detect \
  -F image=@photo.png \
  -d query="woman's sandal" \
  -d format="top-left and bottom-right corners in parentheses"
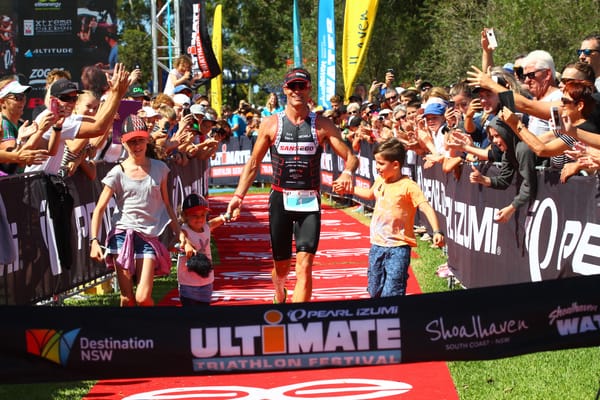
top-left (273, 288), bottom-right (287, 304)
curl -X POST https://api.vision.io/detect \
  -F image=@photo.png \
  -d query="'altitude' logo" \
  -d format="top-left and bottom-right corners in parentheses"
top-left (26, 328), bottom-right (80, 366)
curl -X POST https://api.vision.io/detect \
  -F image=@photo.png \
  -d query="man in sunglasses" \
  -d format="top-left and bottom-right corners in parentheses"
top-left (0, 80), bottom-right (31, 159)
top-left (578, 34), bottom-right (600, 92)
top-left (226, 67), bottom-right (358, 303)
top-left (469, 50), bottom-right (561, 136)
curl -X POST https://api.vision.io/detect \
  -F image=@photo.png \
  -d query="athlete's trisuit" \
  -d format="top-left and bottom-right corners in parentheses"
top-left (269, 111), bottom-right (322, 260)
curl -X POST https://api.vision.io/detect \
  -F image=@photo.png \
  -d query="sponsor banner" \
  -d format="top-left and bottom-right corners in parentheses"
top-left (292, 0), bottom-right (303, 68)
top-left (14, 0), bottom-right (118, 120)
top-left (209, 4), bottom-right (223, 115)
top-left (342, 0), bottom-right (379, 100)
top-left (317, 0), bottom-right (336, 109)
top-left (0, 158), bottom-right (208, 305)
top-left (182, 0), bottom-right (221, 82)
top-left (0, 275), bottom-right (599, 382)
top-left (208, 137), bottom-right (271, 185)
top-left (417, 162), bottom-right (600, 287)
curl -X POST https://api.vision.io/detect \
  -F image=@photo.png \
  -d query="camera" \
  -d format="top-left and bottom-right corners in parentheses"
top-left (182, 107), bottom-right (191, 117)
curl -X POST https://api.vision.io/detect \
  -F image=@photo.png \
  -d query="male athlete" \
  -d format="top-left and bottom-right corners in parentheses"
top-left (227, 68), bottom-right (358, 303)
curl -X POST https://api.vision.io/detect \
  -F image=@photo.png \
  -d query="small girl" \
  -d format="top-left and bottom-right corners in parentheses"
top-left (177, 193), bottom-right (230, 306)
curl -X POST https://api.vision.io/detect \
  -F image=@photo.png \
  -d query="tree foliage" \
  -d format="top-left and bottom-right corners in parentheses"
top-left (117, 0), bottom-right (600, 106)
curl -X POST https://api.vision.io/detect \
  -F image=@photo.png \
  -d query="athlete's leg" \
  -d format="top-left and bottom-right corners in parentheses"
top-left (291, 251), bottom-right (314, 302)
top-left (292, 211), bottom-right (320, 302)
top-left (269, 190), bottom-right (293, 303)
top-left (272, 259), bottom-right (291, 303)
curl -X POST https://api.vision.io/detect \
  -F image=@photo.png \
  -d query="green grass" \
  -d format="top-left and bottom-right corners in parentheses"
top-left (337, 197), bottom-right (600, 400)
top-left (4, 193), bottom-right (600, 399)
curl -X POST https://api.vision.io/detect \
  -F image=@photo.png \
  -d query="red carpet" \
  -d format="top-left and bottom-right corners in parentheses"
top-left (85, 194), bottom-right (458, 399)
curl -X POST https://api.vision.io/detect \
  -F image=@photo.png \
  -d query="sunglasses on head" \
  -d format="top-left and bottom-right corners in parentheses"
top-left (286, 81), bottom-right (307, 91)
top-left (577, 49), bottom-right (600, 57)
top-left (58, 94), bottom-right (78, 103)
top-left (6, 93), bottom-right (26, 101)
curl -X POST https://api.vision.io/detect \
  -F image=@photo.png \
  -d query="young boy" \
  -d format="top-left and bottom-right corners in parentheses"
top-left (177, 193), bottom-right (229, 306)
top-left (336, 137), bottom-right (445, 297)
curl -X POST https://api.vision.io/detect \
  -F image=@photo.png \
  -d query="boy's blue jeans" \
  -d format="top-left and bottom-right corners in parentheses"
top-left (368, 244), bottom-right (411, 297)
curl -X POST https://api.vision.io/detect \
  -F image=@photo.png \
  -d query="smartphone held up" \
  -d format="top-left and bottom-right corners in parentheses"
top-left (550, 106), bottom-right (565, 133)
top-left (486, 28), bottom-right (498, 50)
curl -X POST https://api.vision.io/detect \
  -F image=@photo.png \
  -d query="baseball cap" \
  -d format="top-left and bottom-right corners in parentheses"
top-left (141, 106), bottom-right (158, 118)
top-left (423, 102), bottom-right (446, 116)
top-left (121, 114), bottom-right (149, 143)
top-left (173, 93), bottom-right (191, 107)
top-left (50, 78), bottom-right (83, 97)
top-left (190, 103), bottom-right (206, 117)
top-left (182, 193), bottom-right (210, 213)
top-left (174, 84), bottom-right (192, 94)
top-left (126, 83), bottom-right (150, 100)
top-left (283, 68), bottom-right (311, 86)
top-left (0, 80), bottom-right (31, 98)
top-left (201, 112), bottom-right (217, 123)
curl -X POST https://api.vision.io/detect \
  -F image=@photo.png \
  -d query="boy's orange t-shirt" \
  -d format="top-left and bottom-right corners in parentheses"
top-left (370, 175), bottom-right (428, 248)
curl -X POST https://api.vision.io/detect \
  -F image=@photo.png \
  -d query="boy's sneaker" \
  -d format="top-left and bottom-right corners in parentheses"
top-left (420, 233), bottom-right (432, 241)
top-left (436, 263), bottom-right (454, 278)
top-left (414, 225), bottom-right (427, 234)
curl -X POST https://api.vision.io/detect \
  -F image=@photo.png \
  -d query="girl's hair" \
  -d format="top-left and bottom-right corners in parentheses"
top-left (448, 79), bottom-right (472, 98)
top-left (157, 104), bottom-right (177, 120)
top-left (373, 137), bottom-right (406, 166)
top-left (152, 93), bottom-right (175, 108)
top-left (174, 55), bottom-right (192, 68)
top-left (564, 80), bottom-right (596, 117)
top-left (421, 86), bottom-right (450, 103)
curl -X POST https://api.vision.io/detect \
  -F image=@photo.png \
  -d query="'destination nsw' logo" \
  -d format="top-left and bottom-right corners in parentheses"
top-left (26, 328), bottom-right (80, 366)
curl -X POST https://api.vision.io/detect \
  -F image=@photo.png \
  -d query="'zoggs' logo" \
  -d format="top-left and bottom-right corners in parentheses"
top-left (190, 309), bottom-right (400, 358)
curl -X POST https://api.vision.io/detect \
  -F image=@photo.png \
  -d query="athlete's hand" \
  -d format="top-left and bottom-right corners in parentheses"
top-left (333, 171), bottom-right (354, 195)
top-left (226, 195), bottom-right (243, 221)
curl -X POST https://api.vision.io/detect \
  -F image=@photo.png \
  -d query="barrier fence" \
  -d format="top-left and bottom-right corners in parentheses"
top-left (2, 136), bottom-right (599, 300)
top-left (1, 137), bottom-right (599, 382)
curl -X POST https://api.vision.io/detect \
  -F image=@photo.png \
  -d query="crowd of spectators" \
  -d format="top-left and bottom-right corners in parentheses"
top-left (2, 28), bottom-right (600, 221)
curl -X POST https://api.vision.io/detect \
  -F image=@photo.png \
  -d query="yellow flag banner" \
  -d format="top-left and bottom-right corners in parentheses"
top-left (342, 0), bottom-right (379, 100)
top-left (210, 4), bottom-right (223, 116)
